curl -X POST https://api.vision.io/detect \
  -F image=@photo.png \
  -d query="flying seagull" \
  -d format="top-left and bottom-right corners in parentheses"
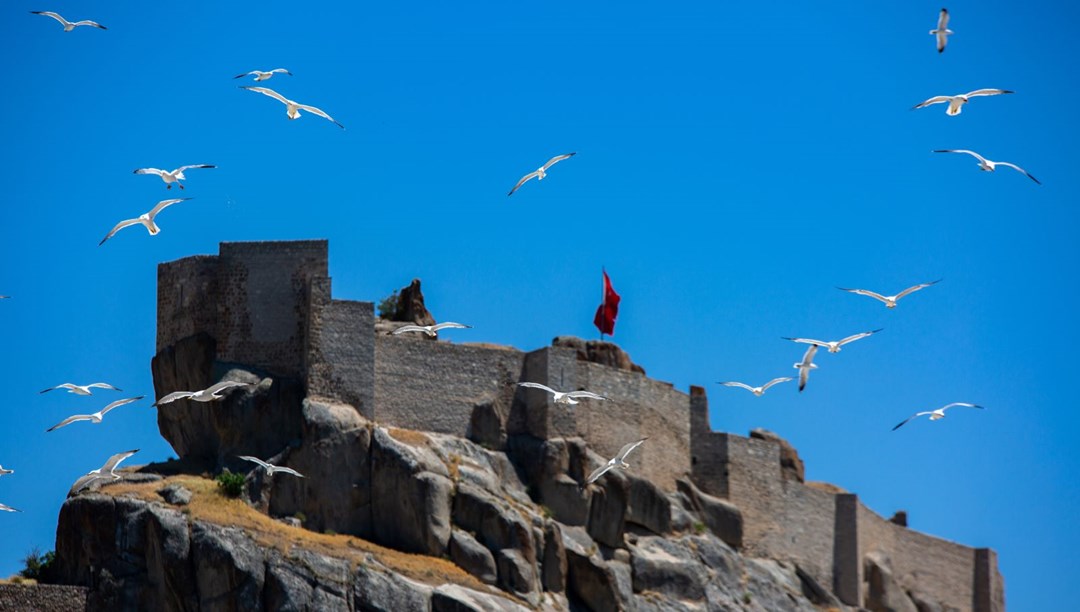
top-left (31, 11), bottom-right (106, 31)
top-left (234, 68), bottom-right (292, 81)
top-left (718, 377), bottom-right (793, 397)
top-left (0, 465), bottom-right (12, 477)
top-left (933, 149), bottom-right (1040, 185)
top-left (837, 280), bottom-right (941, 309)
top-left (153, 380), bottom-right (254, 407)
top-left (783, 329), bottom-right (882, 354)
top-left (793, 345), bottom-right (818, 392)
top-left (912, 89), bottom-right (1012, 116)
top-left (240, 86), bottom-right (344, 128)
top-left (0, 503), bottom-right (20, 513)
top-left (72, 449), bottom-right (140, 493)
top-left (507, 153), bottom-right (576, 196)
top-left (99, 198), bottom-right (192, 246)
top-left (0, 296), bottom-right (8, 299)
top-left (930, 9), bottom-right (952, 53)
top-left (46, 396), bottom-right (144, 432)
top-left (516, 382), bottom-right (609, 405)
top-left (40, 382), bottom-right (122, 396)
top-left (390, 322), bottom-right (472, 337)
top-left (133, 164), bottom-right (215, 190)
top-left (238, 456), bottom-right (305, 478)
top-left (584, 438), bottom-right (648, 487)
top-left (892, 402), bottom-right (983, 431)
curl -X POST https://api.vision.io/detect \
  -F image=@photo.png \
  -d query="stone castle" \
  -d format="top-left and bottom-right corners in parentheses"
top-left (150, 239), bottom-right (1004, 611)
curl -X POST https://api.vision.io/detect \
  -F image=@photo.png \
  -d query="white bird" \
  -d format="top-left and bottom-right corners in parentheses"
top-left (584, 438), bottom-right (648, 486)
top-left (72, 449), bottom-right (140, 493)
top-left (930, 9), bottom-right (952, 53)
top-left (718, 377), bottom-right (793, 397)
top-left (516, 382), bottom-right (609, 405)
top-left (46, 396), bottom-right (144, 432)
top-left (390, 322), bottom-right (472, 337)
top-left (31, 11), bottom-right (106, 31)
top-left (783, 329), bottom-right (883, 354)
top-left (153, 380), bottom-right (254, 407)
top-left (912, 89), bottom-right (1012, 116)
top-left (837, 280), bottom-right (941, 309)
top-left (234, 68), bottom-right (292, 82)
top-left (240, 86), bottom-right (344, 128)
top-left (0, 503), bottom-right (20, 513)
top-left (40, 382), bottom-right (122, 396)
top-left (133, 164), bottom-right (215, 190)
top-left (793, 345), bottom-right (818, 393)
top-left (238, 456), bottom-right (305, 478)
top-left (0, 465), bottom-right (12, 477)
top-left (0, 296), bottom-right (8, 299)
top-left (933, 149), bottom-right (1041, 185)
top-left (892, 402), bottom-right (983, 431)
top-left (507, 153), bottom-right (576, 196)
top-left (99, 198), bottom-right (192, 246)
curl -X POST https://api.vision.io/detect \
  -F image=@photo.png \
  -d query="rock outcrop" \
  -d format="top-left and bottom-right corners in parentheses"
top-left (552, 336), bottom-right (646, 375)
top-left (391, 278), bottom-right (437, 326)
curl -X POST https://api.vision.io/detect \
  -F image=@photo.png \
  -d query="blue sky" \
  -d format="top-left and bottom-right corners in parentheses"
top-left (2, 1), bottom-right (1078, 607)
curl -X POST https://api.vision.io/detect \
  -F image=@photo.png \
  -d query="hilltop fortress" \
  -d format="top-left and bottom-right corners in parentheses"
top-left (147, 239), bottom-right (1004, 611)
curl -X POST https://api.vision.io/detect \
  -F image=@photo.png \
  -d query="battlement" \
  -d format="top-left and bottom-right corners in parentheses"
top-left (155, 240), bottom-right (1003, 612)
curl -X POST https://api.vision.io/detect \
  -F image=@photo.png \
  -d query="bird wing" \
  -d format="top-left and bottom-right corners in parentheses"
top-left (242, 86), bottom-right (290, 105)
top-left (761, 377), bottom-right (793, 391)
top-left (964, 89), bottom-right (1012, 98)
top-left (101, 449), bottom-right (140, 473)
top-left (99, 396), bottom-right (144, 417)
top-left (31, 11), bottom-right (69, 26)
top-left (934, 149), bottom-right (987, 164)
top-left (891, 414), bottom-right (920, 431)
top-left (516, 381), bottom-right (558, 395)
top-left (801, 344), bottom-right (818, 365)
top-left (937, 8), bottom-right (949, 30)
top-left (836, 287), bottom-right (891, 304)
top-left (153, 391), bottom-right (196, 406)
top-left (0, 502), bottom-right (22, 512)
top-left (40, 383), bottom-right (76, 394)
top-left (207, 380), bottom-right (252, 396)
top-left (995, 162), bottom-right (1041, 185)
top-left (565, 390), bottom-right (610, 401)
top-left (541, 152), bottom-right (576, 171)
top-left (271, 68), bottom-right (292, 75)
top-left (295, 104), bottom-right (345, 129)
top-left (234, 71), bottom-right (257, 79)
top-left (148, 197), bottom-right (192, 219)
top-left (431, 322), bottom-right (471, 332)
top-left (133, 168), bottom-right (166, 176)
top-left (585, 462), bottom-right (616, 486)
top-left (936, 31), bottom-right (948, 53)
top-left (238, 455), bottom-right (271, 470)
top-left (72, 20), bottom-right (106, 29)
top-left (837, 329), bottom-right (883, 346)
top-left (72, 474), bottom-right (103, 494)
top-left (784, 337), bottom-right (829, 348)
top-left (87, 383), bottom-right (122, 391)
top-left (894, 279), bottom-right (941, 300)
top-left (507, 171), bottom-right (539, 196)
top-left (941, 402), bottom-right (983, 412)
top-left (99, 218), bottom-right (144, 246)
top-left (912, 95), bottom-right (951, 109)
top-left (719, 382), bottom-right (755, 392)
top-left (176, 164), bottom-right (215, 173)
top-left (273, 466), bottom-right (306, 478)
top-left (391, 325), bottom-right (430, 335)
top-left (616, 438), bottom-right (648, 462)
top-left (47, 414), bottom-right (92, 432)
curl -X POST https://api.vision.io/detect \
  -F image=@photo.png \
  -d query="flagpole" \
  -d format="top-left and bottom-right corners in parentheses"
top-left (599, 267), bottom-right (605, 342)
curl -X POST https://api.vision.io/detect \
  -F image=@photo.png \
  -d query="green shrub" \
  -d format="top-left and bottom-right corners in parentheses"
top-left (377, 290), bottom-right (399, 320)
top-left (216, 469), bottom-right (246, 498)
top-left (20, 547), bottom-right (55, 582)
top-left (693, 521), bottom-right (707, 535)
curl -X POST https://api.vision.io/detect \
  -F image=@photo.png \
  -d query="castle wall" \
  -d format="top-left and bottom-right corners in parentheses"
top-left (305, 277), bottom-right (376, 419)
top-left (373, 336), bottom-right (526, 436)
top-left (157, 254), bottom-right (220, 352)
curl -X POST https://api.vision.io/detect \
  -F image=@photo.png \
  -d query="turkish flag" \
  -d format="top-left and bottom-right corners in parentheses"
top-left (593, 269), bottom-right (620, 336)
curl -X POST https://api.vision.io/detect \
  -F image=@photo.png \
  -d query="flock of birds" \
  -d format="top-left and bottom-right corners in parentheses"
top-left (0, 8), bottom-right (1010, 514)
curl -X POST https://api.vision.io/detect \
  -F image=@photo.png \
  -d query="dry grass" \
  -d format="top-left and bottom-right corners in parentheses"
top-left (387, 427), bottom-right (431, 447)
top-left (446, 454), bottom-right (462, 482)
top-left (104, 475), bottom-right (489, 592)
top-left (805, 481), bottom-right (847, 494)
top-left (0, 577), bottom-right (36, 585)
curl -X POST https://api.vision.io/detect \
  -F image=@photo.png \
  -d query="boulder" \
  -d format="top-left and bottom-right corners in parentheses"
top-left (431, 584), bottom-right (530, 612)
top-left (352, 561), bottom-right (433, 611)
top-left (586, 473), bottom-right (628, 548)
top-left (551, 336), bottom-right (645, 375)
top-left (565, 546), bottom-right (621, 612)
top-left (541, 521), bottom-right (567, 593)
top-left (469, 400), bottom-right (507, 451)
top-left (630, 536), bottom-right (708, 602)
top-left (749, 429), bottom-right (804, 483)
top-left (676, 479), bottom-right (743, 549)
top-left (191, 523), bottom-right (267, 611)
top-left (865, 551), bottom-right (919, 612)
top-left (625, 476), bottom-right (672, 535)
top-left (452, 483), bottom-right (539, 597)
top-left (370, 427), bottom-right (453, 556)
top-left (449, 529), bottom-right (497, 585)
top-left (157, 484), bottom-right (192, 506)
top-left (391, 278), bottom-right (436, 326)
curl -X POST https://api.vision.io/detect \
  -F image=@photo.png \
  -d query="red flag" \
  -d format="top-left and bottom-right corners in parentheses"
top-left (593, 269), bottom-right (620, 336)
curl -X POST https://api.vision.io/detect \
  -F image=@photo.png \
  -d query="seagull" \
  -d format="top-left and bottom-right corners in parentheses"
top-left (72, 449), bottom-right (140, 493)
top-left (892, 403), bottom-right (983, 431)
top-left (31, 11), bottom-right (106, 31)
top-left (46, 396), bottom-right (144, 432)
top-left (783, 329), bottom-right (883, 354)
top-left (933, 150), bottom-right (1041, 185)
top-left (238, 456), bottom-right (305, 478)
top-left (930, 9), bottom-right (952, 53)
top-left (793, 345), bottom-right (818, 392)
top-left (99, 198), bottom-right (192, 246)
top-left (507, 153), bottom-right (576, 196)
top-left (516, 382), bottom-right (609, 405)
top-left (584, 438), bottom-right (648, 487)
top-left (0, 465), bottom-right (12, 477)
top-left (912, 89), bottom-right (1012, 116)
top-left (0, 296), bottom-right (9, 299)
top-left (153, 380), bottom-right (254, 407)
top-left (133, 164), bottom-right (215, 190)
top-left (240, 86), bottom-right (344, 128)
top-left (40, 382), bottom-right (122, 396)
top-left (234, 68), bottom-right (292, 81)
top-left (718, 378), bottom-right (793, 397)
top-left (0, 503), bottom-right (20, 513)
top-left (836, 280), bottom-right (941, 309)
top-left (390, 322), bottom-right (472, 337)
